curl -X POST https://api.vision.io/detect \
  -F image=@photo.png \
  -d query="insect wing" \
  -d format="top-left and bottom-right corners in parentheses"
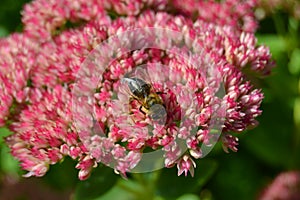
top-left (120, 77), bottom-right (136, 97)
top-left (148, 104), bottom-right (167, 125)
top-left (121, 77), bottom-right (151, 99)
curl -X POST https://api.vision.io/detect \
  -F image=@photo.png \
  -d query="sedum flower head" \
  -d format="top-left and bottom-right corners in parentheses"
top-left (259, 171), bottom-right (300, 200)
top-left (1, 0), bottom-right (274, 180)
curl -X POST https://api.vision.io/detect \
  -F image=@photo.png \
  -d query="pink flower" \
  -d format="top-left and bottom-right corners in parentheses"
top-left (177, 155), bottom-right (196, 177)
top-left (0, 33), bottom-right (37, 126)
top-left (1, 0), bottom-right (274, 179)
top-left (259, 171), bottom-right (300, 200)
top-left (171, 0), bottom-right (258, 32)
top-left (5, 86), bottom-right (91, 179)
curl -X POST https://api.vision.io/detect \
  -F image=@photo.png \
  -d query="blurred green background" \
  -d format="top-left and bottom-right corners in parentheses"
top-left (0, 1), bottom-right (299, 200)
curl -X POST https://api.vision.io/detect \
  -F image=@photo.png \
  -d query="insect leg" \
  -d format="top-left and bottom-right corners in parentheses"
top-left (139, 106), bottom-right (147, 115)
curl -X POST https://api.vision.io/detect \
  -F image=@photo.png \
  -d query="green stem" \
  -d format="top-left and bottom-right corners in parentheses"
top-left (272, 12), bottom-right (286, 37)
top-left (132, 171), bottom-right (162, 200)
top-left (118, 180), bottom-right (143, 197)
top-left (273, 13), bottom-right (300, 168)
top-left (293, 79), bottom-right (300, 168)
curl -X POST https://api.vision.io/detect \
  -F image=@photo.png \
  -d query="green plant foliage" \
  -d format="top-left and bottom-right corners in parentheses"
top-left (156, 160), bottom-right (217, 199)
top-left (0, 1), bottom-right (300, 200)
top-left (94, 184), bottom-right (135, 200)
top-left (74, 166), bottom-right (119, 200)
top-left (176, 194), bottom-right (201, 200)
top-left (0, 26), bottom-right (9, 37)
top-left (43, 157), bottom-right (79, 191)
top-left (0, 128), bottom-right (20, 176)
top-left (0, 0), bottom-right (31, 33)
top-left (243, 102), bottom-right (294, 168)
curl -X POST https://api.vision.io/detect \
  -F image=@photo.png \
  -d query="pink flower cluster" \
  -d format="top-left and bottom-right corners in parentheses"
top-left (259, 171), bottom-right (300, 200)
top-left (1, 0), bottom-right (274, 180)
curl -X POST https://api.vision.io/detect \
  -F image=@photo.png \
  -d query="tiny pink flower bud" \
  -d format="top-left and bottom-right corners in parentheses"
top-left (177, 155), bottom-right (196, 177)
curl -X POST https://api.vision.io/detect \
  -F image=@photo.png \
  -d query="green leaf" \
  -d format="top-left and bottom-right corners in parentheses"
top-left (0, 0), bottom-right (30, 32)
top-left (293, 97), bottom-right (300, 167)
top-left (294, 97), bottom-right (300, 128)
top-left (176, 194), bottom-right (200, 200)
top-left (0, 127), bottom-right (13, 143)
top-left (74, 165), bottom-right (119, 200)
top-left (262, 53), bottom-right (297, 106)
top-left (206, 151), bottom-right (267, 200)
top-left (256, 34), bottom-right (286, 58)
top-left (44, 157), bottom-right (79, 191)
top-left (0, 26), bottom-right (9, 37)
top-left (93, 183), bottom-right (135, 200)
top-left (0, 127), bottom-right (20, 174)
top-left (156, 159), bottom-right (217, 200)
top-left (0, 144), bottom-right (20, 175)
top-left (288, 48), bottom-right (300, 75)
top-left (243, 101), bottom-right (294, 168)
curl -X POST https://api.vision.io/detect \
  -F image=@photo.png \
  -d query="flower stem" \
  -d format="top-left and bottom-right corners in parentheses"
top-left (131, 171), bottom-right (161, 200)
